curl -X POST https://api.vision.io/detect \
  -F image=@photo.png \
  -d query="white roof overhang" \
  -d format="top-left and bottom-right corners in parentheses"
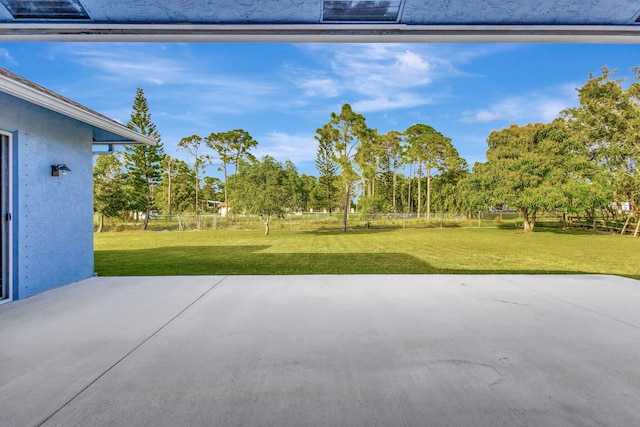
top-left (0, 67), bottom-right (156, 146)
top-left (0, 23), bottom-right (638, 43)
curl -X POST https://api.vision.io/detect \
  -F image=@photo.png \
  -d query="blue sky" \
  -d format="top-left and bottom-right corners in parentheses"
top-left (0, 42), bottom-right (638, 177)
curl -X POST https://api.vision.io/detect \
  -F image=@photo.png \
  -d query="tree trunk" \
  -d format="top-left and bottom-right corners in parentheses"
top-left (142, 187), bottom-right (151, 230)
top-left (223, 163), bottom-right (228, 215)
top-left (426, 168), bottom-right (431, 220)
top-left (195, 171), bottom-right (199, 213)
top-left (143, 175), bottom-right (151, 231)
top-left (342, 183), bottom-right (350, 232)
top-left (97, 213), bottom-right (104, 233)
top-left (262, 215), bottom-right (270, 235)
top-left (417, 164), bottom-right (422, 217)
top-left (324, 176), bottom-right (333, 216)
top-left (621, 214), bottom-right (632, 235)
top-left (392, 168), bottom-right (397, 213)
top-left (521, 208), bottom-right (536, 232)
top-left (167, 166), bottom-right (172, 220)
top-left (407, 164), bottom-right (412, 213)
top-left (142, 209), bottom-right (150, 230)
top-left (195, 159), bottom-right (200, 214)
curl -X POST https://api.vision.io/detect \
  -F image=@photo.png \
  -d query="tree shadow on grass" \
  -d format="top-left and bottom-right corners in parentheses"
top-left (303, 228), bottom-right (399, 236)
top-left (93, 245), bottom-right (620, 277)
top-left (530, 227), bottom-right (614, 237)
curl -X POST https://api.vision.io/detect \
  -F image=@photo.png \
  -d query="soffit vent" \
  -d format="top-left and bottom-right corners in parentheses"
top-left (322, 1), bottom-right (402, 22)
top-left (0, 0), bottom-right (90, 20)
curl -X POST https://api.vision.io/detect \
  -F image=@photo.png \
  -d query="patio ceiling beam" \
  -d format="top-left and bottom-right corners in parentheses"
top-left (0, 23), bottom-right (638, 43)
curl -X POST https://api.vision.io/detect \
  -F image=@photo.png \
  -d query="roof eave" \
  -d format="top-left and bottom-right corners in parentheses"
top-left (0, 23), bottom-right (638, 43)
top-left (0, 71), bottom-right (156, 145)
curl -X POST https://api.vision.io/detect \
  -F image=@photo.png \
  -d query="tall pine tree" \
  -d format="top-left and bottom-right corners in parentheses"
top-left (124, 88), bottom-right (165, 230)
top-left (314, 133), bottom-right (339, 215)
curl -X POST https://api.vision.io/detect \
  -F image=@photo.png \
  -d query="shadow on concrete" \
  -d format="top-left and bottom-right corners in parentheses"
top-left (94, 245), bottom-right (611, 277)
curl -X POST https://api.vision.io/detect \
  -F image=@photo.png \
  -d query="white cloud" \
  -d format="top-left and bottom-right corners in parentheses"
top-left (459, 85), bottom-right (579, 124)
top-left (64, 44), bottom-right (278, 95)
top-left (299, 76), bottom-right (340, 97)
top-left (147, 78), bottom-right (164, 86)
top-left (329, 44), bottom-right (439, 95)
top-left (352, 93), bottom-right (434, 113)
top-left (460, 109), bottom-right (506, 123)
top-left (65, 45), bottom-right (183, 86)
top-left (61, 44), bottom-right (283, 119)
top-left (0, 48), bottom-right (16, 65)
top-left (254, 132), bottom-right (317, 164)
top-left (294, 44), bottom-right (457, 112)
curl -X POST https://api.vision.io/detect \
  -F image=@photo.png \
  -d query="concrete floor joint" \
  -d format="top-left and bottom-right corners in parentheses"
top-left (34, 275), bottom-right (229, 427)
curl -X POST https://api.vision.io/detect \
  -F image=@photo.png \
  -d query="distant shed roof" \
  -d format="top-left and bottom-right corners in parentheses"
top-left (0, 67), bottom-right (155, 145)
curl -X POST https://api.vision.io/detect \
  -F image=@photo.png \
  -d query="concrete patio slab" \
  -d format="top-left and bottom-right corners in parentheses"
top-left (1, 275), bottom-right (639, 426)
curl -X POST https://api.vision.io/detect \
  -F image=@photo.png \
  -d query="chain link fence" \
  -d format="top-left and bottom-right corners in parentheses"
top-left (94, 210), bottom-right (639, 234)
top-left (95, 210), bottom-right (581, 232)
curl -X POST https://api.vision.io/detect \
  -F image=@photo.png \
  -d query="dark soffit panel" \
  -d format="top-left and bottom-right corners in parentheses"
top-left (0, 0), bottom-right (89, 20)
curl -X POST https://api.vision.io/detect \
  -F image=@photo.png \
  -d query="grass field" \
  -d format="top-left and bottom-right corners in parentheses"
top-left (94, 228), bottom-right (640, 279)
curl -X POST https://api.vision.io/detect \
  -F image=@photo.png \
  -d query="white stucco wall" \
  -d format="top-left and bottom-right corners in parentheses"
top-left (0, 92), bottom-right (94, 299)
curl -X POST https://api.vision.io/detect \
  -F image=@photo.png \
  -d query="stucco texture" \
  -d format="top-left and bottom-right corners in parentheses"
top-left (45, 0), bottom-right (640, 24)
top-left (0, 92), bottom-right (94, 299)
top-left (403, 0), bottom-right (640, 25)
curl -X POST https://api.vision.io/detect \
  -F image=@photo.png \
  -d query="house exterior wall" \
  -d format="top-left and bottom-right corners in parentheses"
top-left (0, 92), bottom-right (94, 299)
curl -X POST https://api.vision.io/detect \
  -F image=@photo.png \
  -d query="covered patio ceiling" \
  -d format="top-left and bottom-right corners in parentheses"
top-left (0, 0), bottom-right (638, 42)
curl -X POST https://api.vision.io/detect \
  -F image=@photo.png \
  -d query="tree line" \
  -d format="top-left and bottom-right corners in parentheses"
top-left (94, 68), bottom-right (640, 235)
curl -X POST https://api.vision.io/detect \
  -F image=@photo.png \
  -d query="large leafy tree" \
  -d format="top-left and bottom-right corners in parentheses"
top-left (282, 160), bottom-right (312, 213)
top-left (404, 124), bottom-right (456, 218)
top-left (316, 104), bottom-right (369, 232)
top-left (297, 173), bottom-right (318, 213)
top-left (124, 88), bottom-right (165, 230)
top-left (430, 156), bottom-right (469, 213)
top-left (228, 156), bottom-right (295, 235)
top-left (93, 152), bottom-right (127, 232)
top-left (562, 67), bottom-right (640, 216)
top-left (474, 121), bottom-right (578, 232)
top-left (458, 167), bottom-right (491, 215)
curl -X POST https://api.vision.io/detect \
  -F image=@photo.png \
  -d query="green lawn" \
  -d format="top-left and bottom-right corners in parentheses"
top-left (94, 228), bottom-right (640, 279)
